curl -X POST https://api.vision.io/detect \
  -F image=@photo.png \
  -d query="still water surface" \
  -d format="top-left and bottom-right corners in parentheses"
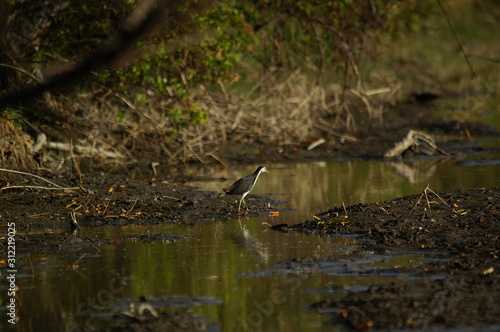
top-left (5, 144), bottom-right (500, 331)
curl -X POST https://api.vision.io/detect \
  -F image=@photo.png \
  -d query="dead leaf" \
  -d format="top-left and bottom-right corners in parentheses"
top-left (355, 321), bottom-right (374, 329)
top-left (338, 311), bottom-right (348, 319)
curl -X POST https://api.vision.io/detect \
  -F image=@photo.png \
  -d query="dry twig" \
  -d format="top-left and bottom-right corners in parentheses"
top-left (410, 184), bottom-right (450, 214)
top-left (0, 168), bottom-right (79, 191)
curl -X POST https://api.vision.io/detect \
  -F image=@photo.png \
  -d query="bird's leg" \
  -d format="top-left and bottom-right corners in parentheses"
top-left (238, 197), bottom-right (243, 213)
top-left (238, 196), bottom-right (248, 213)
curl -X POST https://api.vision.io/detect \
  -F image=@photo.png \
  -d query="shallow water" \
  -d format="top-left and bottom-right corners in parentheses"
top-left (5, 140), bottom-right (500, 331)
top-left (187, 146), bottom-right (500, 224)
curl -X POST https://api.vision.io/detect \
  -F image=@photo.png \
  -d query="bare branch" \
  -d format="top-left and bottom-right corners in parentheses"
top-left (436, 0), bottom-right (477, 78)
top-left (0, 0), bottom-right (163, 108)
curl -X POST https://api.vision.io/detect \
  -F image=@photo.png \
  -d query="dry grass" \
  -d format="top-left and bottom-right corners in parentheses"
top-left (0, 114), bottom-right (37, 169)
top-left (10, 66), bottom-right (403, 168)
top-left (182, 70), bottom-right (345, 162)
top-left (184, 67), bottom-right (397, 158)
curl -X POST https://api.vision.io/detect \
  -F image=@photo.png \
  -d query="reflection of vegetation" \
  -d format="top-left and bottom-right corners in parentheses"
top-left (387, 160), bottom-right (440, 184)
top-left (0, 0), bottom-right (498, 167)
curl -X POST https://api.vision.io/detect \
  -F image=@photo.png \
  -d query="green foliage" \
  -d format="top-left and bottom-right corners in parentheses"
top-left (164, 103), bottom-right (208, 134)
top-left (8, 1), bottom-right (134, 62)
top-left (116, 108), bottom-right (126, 122)
top-left (134, 93), bottom-right (148, 105)
top-left (3, 107), bottom-right (27, 126)
top-left (107, 0), bottom-right (433, 131)
top-left (2, 0), bottom-right (434, 141)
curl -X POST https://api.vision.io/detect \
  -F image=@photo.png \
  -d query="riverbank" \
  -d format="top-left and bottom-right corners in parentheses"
top-left (292, 187), bottom-right (500, 330)
top-left (1, 100), bottom-right (500, 331)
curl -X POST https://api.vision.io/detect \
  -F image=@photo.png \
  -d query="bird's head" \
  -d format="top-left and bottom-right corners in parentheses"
top-left (258, 166), bottom-right (269, 174)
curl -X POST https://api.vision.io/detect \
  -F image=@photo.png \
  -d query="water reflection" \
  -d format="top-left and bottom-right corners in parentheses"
top-left (387, 160), bottom-right (443, 184)
top-left (5, 151), bottom-right (500, 331)
top-left (186, 155), bottom-right (500, 223)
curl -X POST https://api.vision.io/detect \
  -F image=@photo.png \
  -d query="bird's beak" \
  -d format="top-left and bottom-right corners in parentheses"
top-left (264, 170), bottom-right (269, 173)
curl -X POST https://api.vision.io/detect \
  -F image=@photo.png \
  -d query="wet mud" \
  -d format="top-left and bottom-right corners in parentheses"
top-left (1, 102), bottom-right (500, 331)
top-left (3, 177), bottom-right (500, 330)
top-left (293, 187), bottom-right (500, 330)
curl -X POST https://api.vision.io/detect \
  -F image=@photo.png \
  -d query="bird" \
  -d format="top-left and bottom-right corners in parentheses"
top-left (223, 166), bottom-right (269, 212)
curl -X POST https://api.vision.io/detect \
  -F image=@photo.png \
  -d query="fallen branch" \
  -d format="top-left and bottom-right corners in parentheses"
top-left (33, 134), bottom-right (126, 160)
top-left (47, 141), bottom-right (125, 159)
top-left (1, 185), bottom-right (79, 191)
top-left (384, 130), bottom-right (447, 158)
top-left (0, 168), bottom-right (80, 191)
top-left (0, 168), bottom-right (62, 188)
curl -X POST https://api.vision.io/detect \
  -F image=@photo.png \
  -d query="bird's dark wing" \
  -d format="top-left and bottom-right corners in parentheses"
top-left (223, 178), bottom-right (244, 195)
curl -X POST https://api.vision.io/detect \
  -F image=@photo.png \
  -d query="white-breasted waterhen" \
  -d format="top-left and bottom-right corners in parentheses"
top-left (223, 166), bottom-right (269, 212)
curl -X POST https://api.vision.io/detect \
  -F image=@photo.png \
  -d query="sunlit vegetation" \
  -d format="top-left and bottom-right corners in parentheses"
top-left (0, 0), bottom-right (498, 168)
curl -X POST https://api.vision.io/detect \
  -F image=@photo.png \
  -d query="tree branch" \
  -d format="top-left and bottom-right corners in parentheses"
top-left (0, 0), bottom-right (163, 109)
top-left (435, 0), bottom-right (477, 78)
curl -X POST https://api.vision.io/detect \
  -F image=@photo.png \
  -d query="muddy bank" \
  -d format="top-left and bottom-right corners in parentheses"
top-left (1, 100), bottom-right (500, 331)
top-left (292, 187), bottom-right (500, 330)
top-left (101, 310), bottom-right (207, 332)
top-left (1, 172), bottom-right (278, 331)
top-left (294, 187), bottom-right (500, 254)
top-left (0, 171), bottom-right (278, 233)
top-left (198, 103), bottom-right (500, 165)
top-left (3, 173), bottom-right (500, 330)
